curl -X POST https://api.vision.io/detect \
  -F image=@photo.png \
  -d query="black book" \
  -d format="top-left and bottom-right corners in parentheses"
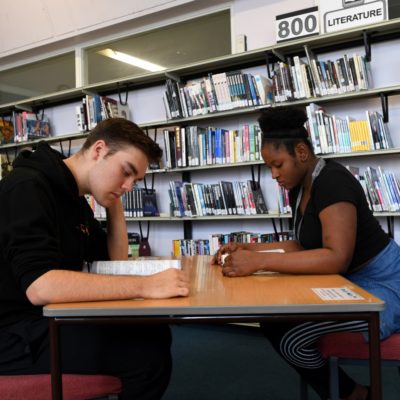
top-left (248, 180), bottom-right (268, 214)
top-left (142, 188), bottom-right (159, 217)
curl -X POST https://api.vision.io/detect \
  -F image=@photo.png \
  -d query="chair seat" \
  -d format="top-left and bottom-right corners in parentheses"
top-left (0, 374), bottom-right (122, 400)
top-left (319, 332), bottom-right (400, 360)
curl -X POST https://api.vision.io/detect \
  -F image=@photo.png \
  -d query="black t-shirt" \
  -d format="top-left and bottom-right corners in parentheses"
top-left (289, 160), bottom-right (389, 272)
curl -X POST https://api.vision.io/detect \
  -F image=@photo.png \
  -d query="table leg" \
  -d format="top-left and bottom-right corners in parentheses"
top-left (368, 312), bottom-right (382, 400)
top-left (49, 318), bottom-right (62, 400)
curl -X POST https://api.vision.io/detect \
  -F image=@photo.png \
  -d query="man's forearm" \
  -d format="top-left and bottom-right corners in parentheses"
top-left (106, 200), bottom-right (128, 260)
top-left (26, 269), bottom-right (142, 305)
top-left (26, 268), bottom-right (190, 305)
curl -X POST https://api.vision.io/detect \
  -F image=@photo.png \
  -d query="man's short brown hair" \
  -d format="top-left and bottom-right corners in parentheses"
top-left (80, 118), bottom-right (162, 163)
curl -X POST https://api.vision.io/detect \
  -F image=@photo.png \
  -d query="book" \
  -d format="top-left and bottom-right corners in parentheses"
top-left (24, 113), bottom-right (51, 140)
top-left (0, 118), bottom-right (14, 144)
top-left (128, 233), bottom-right (140, 257)
top-left (90, 258), bottom-right (182, 276)
top-left (142, 188), bottom-right (160, 217)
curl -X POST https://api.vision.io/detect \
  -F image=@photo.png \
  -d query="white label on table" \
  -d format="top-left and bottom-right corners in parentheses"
top-left (312, 287), bottom-right (364, 300)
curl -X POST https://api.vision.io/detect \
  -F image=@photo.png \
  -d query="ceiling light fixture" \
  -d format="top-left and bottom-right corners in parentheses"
top-left (97, 49), bottom-right (166, 72)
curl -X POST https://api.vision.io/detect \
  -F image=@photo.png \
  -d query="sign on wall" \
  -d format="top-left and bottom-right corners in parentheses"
top-left (320, 0), bottom-right (388, 34)
top-left (275, 6), bottom-right (319, 42)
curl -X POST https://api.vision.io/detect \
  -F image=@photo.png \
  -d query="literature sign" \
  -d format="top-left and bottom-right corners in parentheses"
top-left (319, 0), bottom-right (388, 34)
top-left (275, 7), bottom-right (319, 43)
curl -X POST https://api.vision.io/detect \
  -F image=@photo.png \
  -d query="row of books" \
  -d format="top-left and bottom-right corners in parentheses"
top-left (306, 104), bottom-right (393, 155)
top-left (172, 239), bottom-right (211, 256)
top-left (86, 195), bottom-right (106, 219)
top-left (168, 180), bottom-right (268, 218)
top-left (347, 166), bottom-right (400, 213)
top-left (272, 49), bottom-right (371, 103)
top-left (162, 124), bottom-right (262, 169)
top-left (76, 94), bottom-right (130, 132)
top-left (0, 112), bottom-right (51, 144)
top-left (121, 187), bottom-right (160, 218)
top-left (163, 71), bottom-right (272, 119)
top-left (87, 187), bottom-right (160, 219)
top-left (277, 185), bottom-right (291, 215)
top-left (209, 231), bottom-right (292, 255)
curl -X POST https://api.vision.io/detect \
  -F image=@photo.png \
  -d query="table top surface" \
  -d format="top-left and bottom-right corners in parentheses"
top-left (43, 256), bottom-right (384, 318)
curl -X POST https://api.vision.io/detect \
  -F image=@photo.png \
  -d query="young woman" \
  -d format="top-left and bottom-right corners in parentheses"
top-left (213, 106), bottom-right (400, 400)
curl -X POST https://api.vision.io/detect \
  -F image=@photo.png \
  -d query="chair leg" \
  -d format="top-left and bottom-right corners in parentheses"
top-left (299, 375), bottom-right (308, 400)
top-left (329, 356), bottom-right (340, 400)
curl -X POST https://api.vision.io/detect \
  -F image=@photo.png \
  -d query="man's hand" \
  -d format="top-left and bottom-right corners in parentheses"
top-left (140, 268), bottom-right (190, 299)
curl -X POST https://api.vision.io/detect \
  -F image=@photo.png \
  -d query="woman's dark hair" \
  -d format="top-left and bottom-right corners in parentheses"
top-left (80, 118), bottom-right (162, 163)
top-left (258, 106), bottom-right (313, 155)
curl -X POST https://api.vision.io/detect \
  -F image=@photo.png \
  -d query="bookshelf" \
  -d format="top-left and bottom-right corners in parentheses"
top-left (1, 18), bottom-right (400, 255)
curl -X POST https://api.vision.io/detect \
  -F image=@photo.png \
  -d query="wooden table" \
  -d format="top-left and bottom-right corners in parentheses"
top-left (43, 256), bottom-right (385, 400)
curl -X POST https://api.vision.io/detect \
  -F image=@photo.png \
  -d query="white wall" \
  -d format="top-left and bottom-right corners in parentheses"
top-left (0, 0), bottom-right (196, 58)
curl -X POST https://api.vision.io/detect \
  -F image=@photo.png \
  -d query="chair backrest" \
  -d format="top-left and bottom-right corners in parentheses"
top-left (298, 332), bottom-right (400, 400)
top-left (318, 332), bottom-right (400, 360)
top-left (0, 374), bottom-right (122, 400)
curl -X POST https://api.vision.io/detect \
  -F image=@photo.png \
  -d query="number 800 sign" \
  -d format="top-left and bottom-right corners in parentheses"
top-left (275, 7), bottom-right (320, 43)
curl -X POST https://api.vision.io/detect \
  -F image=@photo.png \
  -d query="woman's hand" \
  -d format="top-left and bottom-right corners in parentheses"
top-left (221, 249), bottom-right (260, 277)
top-left (211, 242), bottom-right (245, 265)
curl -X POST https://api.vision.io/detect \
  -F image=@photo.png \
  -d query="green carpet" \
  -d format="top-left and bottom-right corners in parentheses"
top-left (162, 324), bottom-right (400, 400)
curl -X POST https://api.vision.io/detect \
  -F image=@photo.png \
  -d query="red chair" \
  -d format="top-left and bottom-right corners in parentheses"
top-left (0, 373), bottom-right (122, 400)
top-left (299, 332), bottom-right (400, 400)
top-left (319, 332), bottom-right (400, 400)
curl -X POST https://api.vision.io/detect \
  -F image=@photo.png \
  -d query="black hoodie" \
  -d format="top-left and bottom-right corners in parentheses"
top-left (0, 142), bottom-right (108, 328)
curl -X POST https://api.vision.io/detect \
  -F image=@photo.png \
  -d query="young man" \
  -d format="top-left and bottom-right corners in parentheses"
top-left (0, 118), bottom-right (190, 399)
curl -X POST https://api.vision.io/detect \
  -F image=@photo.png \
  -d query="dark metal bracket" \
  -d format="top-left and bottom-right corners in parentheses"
top-left (139, 221), bottom-right (150, 241)
top-left (265, 51), bottom-right (272, 80)
top-left (165, 72), bottom-right (181, 83)
top-left (182, 169), bottom-right (192, 239)
top-left (272, 48), bottom-right (286, 63)
top-left (363, 31), bottom-right (371, 62)
top-left (387, 216), bottom-right (394, 239)
top-left (183, 220), bottom-right (193, 240)
top-left (250, 164), bottom-right (261, 185)
top-left (117, 82), bottom-right (129, 106)
top-left (143, 170), bottom-right (155, 193)
top-left (380, 93), bottom-right (389, 123)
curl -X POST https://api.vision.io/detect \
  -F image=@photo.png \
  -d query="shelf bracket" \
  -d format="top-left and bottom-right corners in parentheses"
top-left (386, 216), bottom-right (394, 239)
top-left (250, 164), bottom-right (261, 185)
top-left (164, 72), bottom-right (180, 83)
top-left (363, 31), bottom-right (371, 62)
top-left (138, 221), bottom-right (152, 257)
top-left (58, 140), bottom-right (65, 157)
top-left (3, 149), bottom-right (11, 165)
top-left (14, 103), bottom-right (33, 113)
top-left (265, 51), bottom-right (272, 80)
top-left (143, 169), bottom-right (155, 192)
top-left (57, 138), bottom-right (72, 157)
top-left (117, 82), bottom-right (129, 106)
top-left (183, 220), bottom-right (193, 240)
top-left (380, 92), bottom-right (389, 123)
top-left (272, 48), bottom-right (286, 63)
top-left (67, 139), bottom-right (72, 157)
top-left (35, 107), bottom-right (45, 121)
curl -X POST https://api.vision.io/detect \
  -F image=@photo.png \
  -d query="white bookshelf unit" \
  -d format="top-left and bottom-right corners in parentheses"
top-left (1, 18), bottom-right (400, 255)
